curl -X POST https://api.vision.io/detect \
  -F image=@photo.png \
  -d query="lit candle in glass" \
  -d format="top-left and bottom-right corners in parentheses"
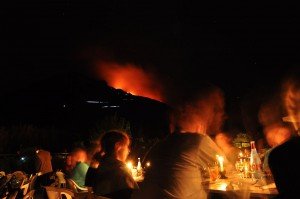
top-left (239, 151), bottom-right (243, 158)
top-left (126, 161), bottom-right (138, 178)
top-left (126, 161), bottom-right (133, 170)
top-left (126, 161), bottom-right (133, 175)
top-left (146, 161), bottom-right (151, 167)
top-left (216, 155), bottom-right (224, 172)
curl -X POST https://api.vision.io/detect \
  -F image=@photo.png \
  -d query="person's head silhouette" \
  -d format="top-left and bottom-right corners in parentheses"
top-left (170, 82), bottom-right (226, 136)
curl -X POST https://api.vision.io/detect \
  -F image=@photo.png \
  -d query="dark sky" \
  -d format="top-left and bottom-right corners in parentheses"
top-left (2, 2), bottom-right (300, 130)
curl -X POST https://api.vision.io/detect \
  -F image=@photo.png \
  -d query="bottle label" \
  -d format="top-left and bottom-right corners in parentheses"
top-left (251, 163), bottom-right (261, 171)
top-left (250, 141), bottom-right (256, 150)
top-left (250, 141), bottom-right (262, 172)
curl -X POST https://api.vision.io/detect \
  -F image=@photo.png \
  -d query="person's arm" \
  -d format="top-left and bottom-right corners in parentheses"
top-left (199, 135), bottom-right (234, 171)
top-left (115, 174), bottom-right (138, 199)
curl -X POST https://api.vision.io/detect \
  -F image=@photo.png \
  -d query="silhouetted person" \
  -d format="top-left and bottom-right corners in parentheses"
top-left (268, 73), bottom-right (300, 199)
top-left (92, 131), bottom-right (138, 199)
top-left (17, 146), bottom-right (53, 174)
top-left (36, 149), bottom-right (53, 174)
top-left (69, 148), bottom-right (89, 188)
top-left (63, 154), bottom-right (73, 177)
top-left (132, 83), bottom-right (231, 199)
top-left (85, 151), bottom-right (103, 187)
top-left (86, 142), bottom-right (101, 168)
top-left (262, 123), bottom-right (292, 175)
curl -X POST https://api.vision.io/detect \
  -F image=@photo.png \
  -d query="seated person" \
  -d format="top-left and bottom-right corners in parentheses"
top-left (91, 131), bottom-right (138, 199)
top-left (36, 148), bottom-right (53, 175)
top-left (268, 73), bottom-right (300, 198)
top-left (69, 148), bottom-right (89, 188)
top-left (19, 147), bottom-right (53, 175)
top-left (63, 154), bottom-right (73, 177)
top-left (35, 148), bottom-right (55, 190)
top-left (18, 146), bottom-right (54, 197)
top-left (132, 83), bottom-right (232, 199)
top-left (86, 142), bottom-right (102, 168)
top-left (85, 151), bottom-right (103, 187)
top-left (262, 123), bottom-right (292, 175)
top-left (269, 135), bottom-right (300, 198)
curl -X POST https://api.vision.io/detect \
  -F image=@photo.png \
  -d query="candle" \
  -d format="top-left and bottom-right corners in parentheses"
top-left (146, 161), bottom-right (151, 167)
top-left (219, 182), bottom-right (228, 191)
top-left (126, 161), bottom-right (134, 176)
top-left (126, 161), bottom-right (138, 178)
top-left (216, 155), bottom-right (224, 172)
top-left (126, 161), bottom-right (133, 170)
top-left (239, 151), bottom-right (243, 158)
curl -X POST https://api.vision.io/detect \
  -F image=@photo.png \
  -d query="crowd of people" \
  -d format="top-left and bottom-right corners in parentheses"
top-left (2, 71), bottom-right (300, 199)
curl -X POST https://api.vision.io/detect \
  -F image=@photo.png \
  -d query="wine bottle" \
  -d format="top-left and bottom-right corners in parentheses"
top-left (249, 141), bottom-right (262, 171)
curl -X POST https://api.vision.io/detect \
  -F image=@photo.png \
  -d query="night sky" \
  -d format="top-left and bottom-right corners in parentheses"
top-left (2, 2), bottom-right (300, 133)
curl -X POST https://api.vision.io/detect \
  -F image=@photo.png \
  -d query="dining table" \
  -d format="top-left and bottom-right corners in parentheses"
top-left (206, 173), bottom-right (278, 199)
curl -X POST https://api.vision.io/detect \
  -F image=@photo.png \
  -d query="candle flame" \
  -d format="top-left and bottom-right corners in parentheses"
top-left (216, 155), bottom-right (224, 172)
top-left (146, 161), bottom-right (151, 167)
top-left (239, 151), bottom-right (243, 157)
top-left (219, 182), bottom-right (228, 191)
top-left (126, 161), bottom-right (133, 170)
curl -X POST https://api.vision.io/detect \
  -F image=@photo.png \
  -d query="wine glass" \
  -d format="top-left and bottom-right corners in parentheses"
top-left (235, 161), bottom-right (244, 174)
top-left (208, 162), bottom-right (220, 182)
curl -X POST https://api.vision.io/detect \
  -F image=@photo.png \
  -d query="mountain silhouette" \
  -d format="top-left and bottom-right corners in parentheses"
top-left (0, 73), bottom-right (170, 152)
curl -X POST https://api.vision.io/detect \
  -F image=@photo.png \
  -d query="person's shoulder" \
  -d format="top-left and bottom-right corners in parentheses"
top-left (198, 134), bottom-right (214, 142)
top-left (172, 132), bottom-right (205, 139)
top-left (79, 162), bottom-right (89, 168)
top-left (75, 162), bottom-right (89, 170)
top-left (274, 136), bottom-right (299, 151)
top-left (269, 136), bottom-right (300, 160)
top-left (118, 163), bottom-right (131, 175)
top-left (290, 136), bottom-right (300, 144)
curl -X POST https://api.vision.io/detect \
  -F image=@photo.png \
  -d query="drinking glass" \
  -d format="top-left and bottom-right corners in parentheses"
top-left (200, 166), bottom-right (210, 182)
top-left (208, 165), bottom-right (220, 182)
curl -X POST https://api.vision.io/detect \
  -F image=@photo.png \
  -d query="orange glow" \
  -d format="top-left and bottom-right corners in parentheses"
top-left (95, 62), bottom-right (164, 102)
top-left (283, 79), bottom-right (300, 130)
top-left (176, 90), bottom-right (225, 134)
top-left (264, 124), bottom-right (292, 147)
top-left (283, 80), bottom-right (300, 131)
top-left (215, 132), bottom-right (238, 164)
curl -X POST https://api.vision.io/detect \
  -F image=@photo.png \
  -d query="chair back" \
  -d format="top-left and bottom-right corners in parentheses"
top-left (56, 171), bottom-right (66, 188)
top-left (66, 179), bottom-right (88, 193)
top-left (44, 186), bottom-right (74, 199)
top-left (20, 182), bottom-right (29, 196)
top-left (28, 175), bottom-right (37, 191)
top-left (20, 174), bottom-right (38, 196)
top-left (23, 190), bottom-right (35, 199)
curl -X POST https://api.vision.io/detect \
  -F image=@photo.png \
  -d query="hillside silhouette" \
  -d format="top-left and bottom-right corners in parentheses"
top-left (0, 73), bottom-right (170, 153)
